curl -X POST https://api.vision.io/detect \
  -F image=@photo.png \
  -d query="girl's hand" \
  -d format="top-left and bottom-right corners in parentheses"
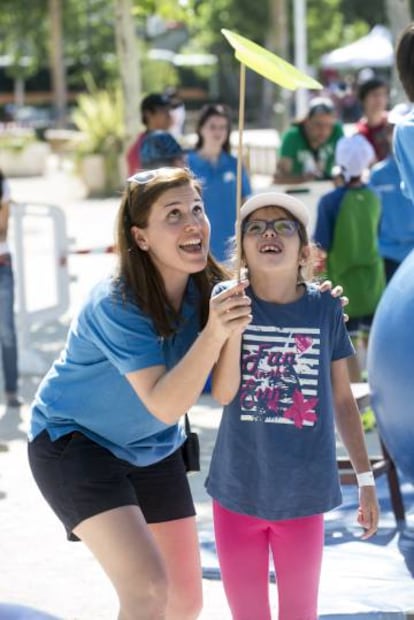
top-left (318, 280), bottom-right (349, 322)
top-left (357, 486), bottom-right (380, 539)
top-left (207, 280), bottom-right (252, 345)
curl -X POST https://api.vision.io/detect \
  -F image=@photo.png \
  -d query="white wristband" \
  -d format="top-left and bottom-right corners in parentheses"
top-left (357, 471), bottom-right (375, 487)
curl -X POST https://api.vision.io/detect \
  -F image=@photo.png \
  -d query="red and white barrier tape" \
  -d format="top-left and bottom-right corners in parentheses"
top-left (69, 245), bottom-right (115, 255)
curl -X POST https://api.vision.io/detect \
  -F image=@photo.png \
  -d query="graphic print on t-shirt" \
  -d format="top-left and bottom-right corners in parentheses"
top-left (239, 324), bottom-right (319, 428)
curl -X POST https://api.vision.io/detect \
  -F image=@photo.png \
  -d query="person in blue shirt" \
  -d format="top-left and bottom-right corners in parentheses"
top-left (27, 167), bottom-right (252, 620)
top-left (206, 191), bottom-right (379, 619)
top-left (394, 24), bottom-right (414, 205)
top-left (370, 104), bottom-right (414, 282)
top-left (187, 103), bottom-right (251, 264)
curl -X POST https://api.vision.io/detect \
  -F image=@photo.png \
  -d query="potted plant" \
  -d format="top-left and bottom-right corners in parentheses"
top-left (72, 83), bottom-right (125, 196)
top-left (0, 128), bottom-right (51, 177)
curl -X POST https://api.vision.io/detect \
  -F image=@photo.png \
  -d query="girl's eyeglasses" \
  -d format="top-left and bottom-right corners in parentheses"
top-left (243, 219), bottom-right (299, 237)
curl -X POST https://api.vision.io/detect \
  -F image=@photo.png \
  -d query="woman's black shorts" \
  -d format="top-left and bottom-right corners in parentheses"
top-left (28, 430), bottom-right (195, 541)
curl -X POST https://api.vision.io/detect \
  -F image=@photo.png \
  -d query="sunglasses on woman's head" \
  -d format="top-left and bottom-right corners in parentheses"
top-left (125, 167), bottom-right (195, 230)
top-left (242, 219), bottom-right (299, 237)
top-left (127, 167), bottom-right (180, 186)
top-left (125, 168), bottom-right (174, 226)
top-left (126, 167), bottom-right (195, 219)
top-left (127, 166), bottom-right (194, 187)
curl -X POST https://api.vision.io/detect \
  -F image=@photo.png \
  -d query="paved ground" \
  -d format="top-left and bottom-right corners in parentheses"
top-left (0, 158), bottom-right (411, 619)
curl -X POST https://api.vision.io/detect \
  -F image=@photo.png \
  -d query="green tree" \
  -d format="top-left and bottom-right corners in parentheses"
top-left (385, 0), bottom-right (412, 102)
top-left (0, 0), bottom-right (49, 83)
top-left (115, 0), bottom-right (141, 145)
top-left (49, 0), bottom-right (67, 127)
top-left (1, 0), bottom-right (412, 129)
top-left (0, 0), bottom-right (120, 102)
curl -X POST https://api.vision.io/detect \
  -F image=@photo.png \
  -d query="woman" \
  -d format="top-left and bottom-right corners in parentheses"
top-left (0, 169), bottom-right (21, 408)
top-left (27, 167), bottom-right (252, 620)
top-left (187, 103), bottom-right (251, 264)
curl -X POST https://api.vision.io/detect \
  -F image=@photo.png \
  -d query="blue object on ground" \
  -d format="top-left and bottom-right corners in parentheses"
top-left (368, 249), bottom-right (414, 484)
top-left (0, 604), bottom-right (61, 619)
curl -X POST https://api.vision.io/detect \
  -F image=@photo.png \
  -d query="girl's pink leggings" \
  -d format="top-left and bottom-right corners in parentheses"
top-left (213, 500), bottom-right (324, 620)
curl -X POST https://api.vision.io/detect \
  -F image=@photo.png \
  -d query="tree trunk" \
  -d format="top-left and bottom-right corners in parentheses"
top-left (260, 0), bottom-right (290, 131)
top-left (113, 0), bottom-right (141, 148)
top-left (385, 0), bottom-right (412, 104)
top-left (293, 0), bottom-right (308, 118)
top-left (49, 0), bottom-right (67, 127)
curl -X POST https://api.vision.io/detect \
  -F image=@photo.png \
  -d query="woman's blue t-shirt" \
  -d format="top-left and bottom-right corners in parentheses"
top-left (29, 277), bottom-right (201, 466)
top-left (393, 109), bottom-right (414, 203)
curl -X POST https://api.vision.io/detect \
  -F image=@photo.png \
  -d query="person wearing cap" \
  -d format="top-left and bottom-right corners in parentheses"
top-left (274, 97), bottom-right (344, 185)
top-left (126, 92), bottom-right (172, 175)
top-left (187, 103), bottom-right (252, 263)
top-left (314, 134), bottom-right (385, 383)
top-left (355, 77), bottom-right (390, 162)
top-left (140, 130), bottom-right (186, 169)
top-left (370, 103), bottom-right (414, 282)
top-left (393, 23), bottom-right (414, 205)
top-left (206, 190), bottom-right (379, 619)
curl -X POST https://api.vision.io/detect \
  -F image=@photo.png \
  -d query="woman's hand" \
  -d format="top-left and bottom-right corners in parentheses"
top-left (318, 280), bottom-right (349, 322)
top-left (206, 280), bottom-right (252, 346)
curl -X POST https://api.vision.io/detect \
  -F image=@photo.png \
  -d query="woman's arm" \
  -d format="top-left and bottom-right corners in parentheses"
top-left (126, 280), bottom-right (251, 424)
top-left (273, 156), bottom-right (315, 185)
top-left (331, 358), bottom-right (379, 538)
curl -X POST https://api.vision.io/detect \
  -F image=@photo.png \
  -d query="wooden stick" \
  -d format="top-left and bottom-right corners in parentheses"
top-left (235, 62), bottom-right (246, 282)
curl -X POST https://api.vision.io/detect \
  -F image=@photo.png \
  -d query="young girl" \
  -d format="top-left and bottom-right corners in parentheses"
top-left (206, 191), bottom-right (379, 620)
top-left (27, 167), bottom-right (252, 620)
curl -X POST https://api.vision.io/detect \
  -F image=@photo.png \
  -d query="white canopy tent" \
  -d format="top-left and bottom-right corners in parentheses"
top-left (147, 49), bottom-right (217, 67)
top-left (320, 26), bottom-right (394, 70)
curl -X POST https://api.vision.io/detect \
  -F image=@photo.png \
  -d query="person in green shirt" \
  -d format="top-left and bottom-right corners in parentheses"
top-left (274, 97), bottom-right (344, 185)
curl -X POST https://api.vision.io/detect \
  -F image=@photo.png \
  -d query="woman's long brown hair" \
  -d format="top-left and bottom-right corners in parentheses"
top-left (115, 167), bottom-right (230, 337)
